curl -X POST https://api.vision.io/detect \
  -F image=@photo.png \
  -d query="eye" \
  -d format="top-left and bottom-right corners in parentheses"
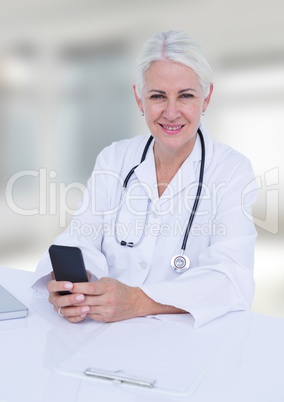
top-left (179, 93), bottom-right (194, 99)
top-left (149, 94), bottom-right (165, 100)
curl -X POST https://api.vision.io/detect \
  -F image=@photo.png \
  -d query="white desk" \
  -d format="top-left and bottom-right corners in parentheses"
top-left (1, 266), bottom-right (284, 402)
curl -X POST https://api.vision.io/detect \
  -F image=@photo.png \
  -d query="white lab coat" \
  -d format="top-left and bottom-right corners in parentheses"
top-left (33, 126), bottom-right (257, 328)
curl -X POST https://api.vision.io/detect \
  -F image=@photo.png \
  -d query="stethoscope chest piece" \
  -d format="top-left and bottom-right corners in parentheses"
top-left (170, 254), bottom-right (190, 274)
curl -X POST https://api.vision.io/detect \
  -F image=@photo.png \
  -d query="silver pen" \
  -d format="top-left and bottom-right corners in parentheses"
top-left (84, 368), bottom-right (155, 388)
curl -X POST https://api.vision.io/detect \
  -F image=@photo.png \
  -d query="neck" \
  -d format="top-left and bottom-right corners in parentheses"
top-left (153, 135), bottom-right (197, 171)
top-left (153, 136), bottom-right (197, 197)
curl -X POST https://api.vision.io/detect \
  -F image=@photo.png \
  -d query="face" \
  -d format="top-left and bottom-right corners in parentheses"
top-left (133, 60), bottom-right (213, 157)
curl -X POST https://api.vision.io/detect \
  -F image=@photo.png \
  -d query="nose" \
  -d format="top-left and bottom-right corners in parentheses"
top-left (162, 99), bottom-right (181, 121)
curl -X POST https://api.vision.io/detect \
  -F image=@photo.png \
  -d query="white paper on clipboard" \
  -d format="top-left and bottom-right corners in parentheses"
top-left (56, 315), bottom-right (235, 397)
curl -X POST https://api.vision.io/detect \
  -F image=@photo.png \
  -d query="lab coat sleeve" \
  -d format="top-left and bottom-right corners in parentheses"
top-left (140, 158), bottom-right (257, 328)
top-left (32, 150), bottom-right (111, 295)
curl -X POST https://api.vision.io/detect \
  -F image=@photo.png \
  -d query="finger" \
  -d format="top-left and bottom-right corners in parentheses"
top-left (86, 303), bottom-right (119, 322)
top-left (56, 305), bottom-right (90, 320)
top-left (72, 280), bottom-right (107, 296)
top-left (58, 309), bottom-right (88, 323)
top-left (68, 315), bottom-right (87, 323)
top-left (49, 292), bottom-right (86, 308)
top-left (87, 311), bottom-right (117, 323)
top-left (47, 280), bottom-right (74, 294)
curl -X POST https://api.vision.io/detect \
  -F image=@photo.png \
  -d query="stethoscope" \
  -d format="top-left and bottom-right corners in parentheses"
top-left (114, 127), bottom-right (205, 274)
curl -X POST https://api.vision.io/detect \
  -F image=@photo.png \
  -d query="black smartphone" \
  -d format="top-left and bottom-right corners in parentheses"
top-left (48, 245), bottom-right (88, 295)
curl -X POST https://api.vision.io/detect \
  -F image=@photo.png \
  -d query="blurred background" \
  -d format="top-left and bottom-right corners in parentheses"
top-left (0, 0), bottom-right (283, 318)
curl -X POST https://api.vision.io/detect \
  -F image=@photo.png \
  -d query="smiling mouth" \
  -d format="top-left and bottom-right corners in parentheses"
top-left (159, 124), bottom-right (185, 131)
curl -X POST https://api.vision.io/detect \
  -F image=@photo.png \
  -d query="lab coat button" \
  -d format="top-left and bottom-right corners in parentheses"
top-left (139, 261), bottom-right (147, 269)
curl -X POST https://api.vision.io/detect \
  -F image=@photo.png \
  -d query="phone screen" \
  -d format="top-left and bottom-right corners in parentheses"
top-left (48, 245), bottom-right (88, 294)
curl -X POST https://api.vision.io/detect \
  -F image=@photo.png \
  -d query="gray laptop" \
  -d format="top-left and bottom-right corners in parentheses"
top-left (0, 285), bottom-right (28, 321)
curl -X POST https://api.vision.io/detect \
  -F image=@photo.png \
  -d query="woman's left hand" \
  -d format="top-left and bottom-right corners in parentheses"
top-left (75, 277), bottom-right (144, 322)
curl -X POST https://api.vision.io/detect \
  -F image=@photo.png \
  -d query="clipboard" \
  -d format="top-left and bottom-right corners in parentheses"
top-left (56, 316), bottom-right (235, 397)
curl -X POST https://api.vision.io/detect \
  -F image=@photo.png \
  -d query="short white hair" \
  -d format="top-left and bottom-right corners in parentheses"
top-left (135, 30), bottom-right (213, 98)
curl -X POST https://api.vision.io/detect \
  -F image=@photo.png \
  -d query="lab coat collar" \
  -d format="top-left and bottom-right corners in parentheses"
top-left (133, 125), bottom-right (214, 205)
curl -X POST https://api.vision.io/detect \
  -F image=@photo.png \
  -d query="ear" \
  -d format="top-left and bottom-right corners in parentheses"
top-left (203, 84), bottom-right (214, 113)
top-left (133, 84), bottom-right (144, 113)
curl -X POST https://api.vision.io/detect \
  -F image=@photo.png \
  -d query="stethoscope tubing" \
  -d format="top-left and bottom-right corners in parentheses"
top-left (181, 128), bottom-right (205, 250)
top-left (115, 128), bottom-right (205, 255)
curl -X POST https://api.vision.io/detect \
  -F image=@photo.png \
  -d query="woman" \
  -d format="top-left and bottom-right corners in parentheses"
top-left (33, 30), bottom-right (257, 328)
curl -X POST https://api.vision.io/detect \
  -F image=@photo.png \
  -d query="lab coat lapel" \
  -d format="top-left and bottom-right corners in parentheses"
top-left (159, 138), bottom-right (201, 205)
top-left (134, 144), bottom-right (159, 201)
